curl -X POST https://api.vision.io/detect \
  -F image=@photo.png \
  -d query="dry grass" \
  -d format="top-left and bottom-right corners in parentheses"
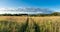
top-left (0, 16), bottom-right (27, 23)
top-left (31, 16), bottom-right (60, 23)
top-left (0, 16), bottom-right (60, 32)
top-left (30, 16), bottom-right (60, 32)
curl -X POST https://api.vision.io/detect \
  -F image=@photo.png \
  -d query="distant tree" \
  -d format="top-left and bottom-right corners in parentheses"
top-left (51, 12), bottom-right (60, 16)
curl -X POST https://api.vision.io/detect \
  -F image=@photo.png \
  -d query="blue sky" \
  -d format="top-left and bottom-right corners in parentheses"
top-left (0, 0), bottom-right (60, 11)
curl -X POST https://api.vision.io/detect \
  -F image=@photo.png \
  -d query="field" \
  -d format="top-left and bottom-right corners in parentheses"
top-left (0, 16), bottom-right (60, 32)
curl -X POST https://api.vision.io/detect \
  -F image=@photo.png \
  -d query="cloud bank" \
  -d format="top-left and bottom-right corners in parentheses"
top-left (0, 8), bottom-right (53, 14)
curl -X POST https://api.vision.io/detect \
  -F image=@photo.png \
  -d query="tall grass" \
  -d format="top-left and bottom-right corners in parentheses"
top-left (0, 20), bottom-right (24, 32)
top-left (0, 17), bottom-right (60, 32)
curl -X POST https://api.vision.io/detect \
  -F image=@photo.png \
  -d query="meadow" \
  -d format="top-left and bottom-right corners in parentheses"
top-left (0, 16), bottom-right (60, 32)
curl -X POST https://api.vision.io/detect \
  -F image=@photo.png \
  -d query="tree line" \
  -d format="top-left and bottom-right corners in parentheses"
top-left (0, 12), bottom-right (60, 16)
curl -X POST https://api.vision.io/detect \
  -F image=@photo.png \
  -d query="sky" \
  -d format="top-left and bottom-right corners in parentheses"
top-left (0, 0), bottom-right (60, 11)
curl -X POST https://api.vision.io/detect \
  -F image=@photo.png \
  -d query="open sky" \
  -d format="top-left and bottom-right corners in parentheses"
top-left (0, 0), bottom-right (60, 11)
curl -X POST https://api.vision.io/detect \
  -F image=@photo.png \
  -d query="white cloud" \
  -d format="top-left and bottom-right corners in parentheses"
top-left (0, 8), bottom-right (53, 14)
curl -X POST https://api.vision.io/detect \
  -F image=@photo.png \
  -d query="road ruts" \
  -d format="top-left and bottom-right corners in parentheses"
top-left (19, 17), bottom-right (40, 32)
top-left (29, 18), bottom-right (40, 32)
top-left (20, 17), bottom-right (29, 32)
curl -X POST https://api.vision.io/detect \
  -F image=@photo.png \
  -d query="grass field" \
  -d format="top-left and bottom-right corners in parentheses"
top-left (0, 16), bottom-right (60, 32)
